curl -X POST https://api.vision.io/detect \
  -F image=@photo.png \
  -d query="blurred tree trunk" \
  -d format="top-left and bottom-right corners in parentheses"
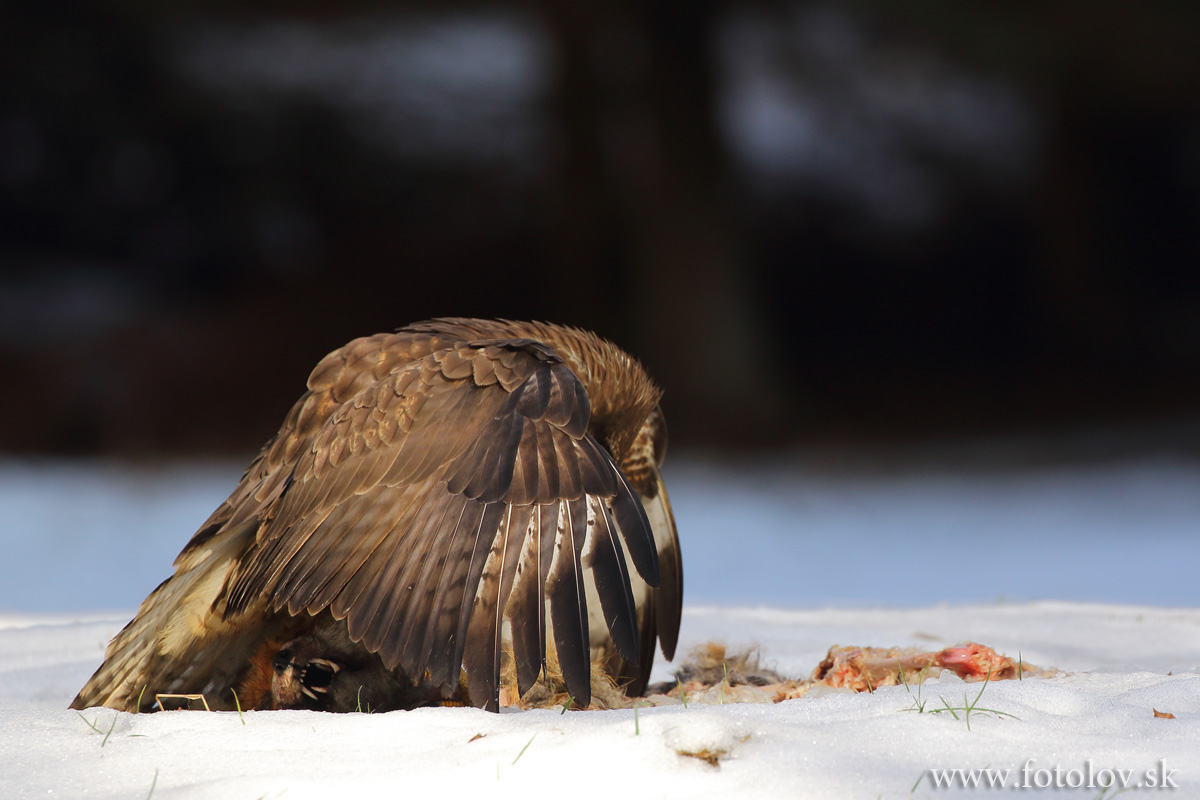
top-left (857, 0), bottom-right (1200, 381)
top-left (536, 0), bottom-right (782, 445)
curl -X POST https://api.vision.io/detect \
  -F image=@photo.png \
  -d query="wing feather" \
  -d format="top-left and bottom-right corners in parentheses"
top-left (462, 513), bottom-right (506, 710)
top-left (450, 502), bottom-right (507, 694)
top-left (507, 506), bottom-right (543, 696)
top-left (399, 495), bottom-right (507, 671)
top-left (307, 491), bottom-right (428, 614)
top-left (461, 501), bottom-right (534, 710)
top-left (356, 479), bottom-right (460, 657)
top-left (548, 496), bottom-right (591, 707)
top-left (331, 487), bottom-right (461, 626)
top-left (586, 496), bottom-right (639, 664)
top-left (651, 473), bottom-right (684, 661)
top-left (610, 476), bottom-right (659, 587)
top-left (533, 421), bottom-right (561, 499)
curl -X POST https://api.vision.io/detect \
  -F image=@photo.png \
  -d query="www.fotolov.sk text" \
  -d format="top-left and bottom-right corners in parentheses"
top-left (927, 759), bottom-right (1178, 790)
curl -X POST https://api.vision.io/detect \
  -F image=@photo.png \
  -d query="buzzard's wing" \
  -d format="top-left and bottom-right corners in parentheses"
top-left (73, 334), bottom-right (660, 713)
top-left (228, 337), bottom-right (659, 710)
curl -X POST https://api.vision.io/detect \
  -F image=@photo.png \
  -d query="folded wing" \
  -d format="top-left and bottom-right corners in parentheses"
top-left (72, 324), bottom-right (667, 713)
top-left (224, 338), bottom-right (659, 709)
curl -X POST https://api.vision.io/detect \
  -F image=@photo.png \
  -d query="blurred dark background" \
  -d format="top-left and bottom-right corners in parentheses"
top-left (3, 0), bottom-right (1200, 457)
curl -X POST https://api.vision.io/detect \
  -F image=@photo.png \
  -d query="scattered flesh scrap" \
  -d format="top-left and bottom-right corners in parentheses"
top-left (811, 641), bottom-right (1047, 692)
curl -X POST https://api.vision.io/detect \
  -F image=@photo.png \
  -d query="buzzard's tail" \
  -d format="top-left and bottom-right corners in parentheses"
top-left (70, 519), bottom-right (262, 712)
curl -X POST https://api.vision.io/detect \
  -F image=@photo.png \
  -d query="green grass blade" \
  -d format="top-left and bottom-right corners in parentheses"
top-left (512, 734), bottom-right (537, 766)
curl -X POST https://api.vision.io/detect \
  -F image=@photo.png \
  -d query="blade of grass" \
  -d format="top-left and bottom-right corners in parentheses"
top-left (101, 712), bottom-right (118, 747)
top-left (231, 689), bottom-right (245, 725)
top-left (77, 713), bottom-right (104, 735)
top-left (512, 734), bottom-right (537, 766)
top-left (938, 696), bottom-right (960, 721)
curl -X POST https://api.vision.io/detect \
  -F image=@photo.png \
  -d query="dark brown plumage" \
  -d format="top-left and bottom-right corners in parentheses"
top-left (71, 319), bottom-right (681, 713)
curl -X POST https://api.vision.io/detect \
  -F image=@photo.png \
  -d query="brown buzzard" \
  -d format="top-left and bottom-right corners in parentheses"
top-left (71, 319), bottom-right (681, 713)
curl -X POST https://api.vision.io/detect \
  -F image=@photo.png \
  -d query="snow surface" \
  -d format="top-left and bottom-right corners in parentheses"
top-left (3, 453), bottom-right (1199, 798)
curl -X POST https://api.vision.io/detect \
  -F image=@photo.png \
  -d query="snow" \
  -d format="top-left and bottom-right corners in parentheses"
top-left (3, 452), bottom-right (1199, 798)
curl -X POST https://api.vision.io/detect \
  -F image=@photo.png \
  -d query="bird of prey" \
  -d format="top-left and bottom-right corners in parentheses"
top-left (71, 318), bottom-right (682, 713)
